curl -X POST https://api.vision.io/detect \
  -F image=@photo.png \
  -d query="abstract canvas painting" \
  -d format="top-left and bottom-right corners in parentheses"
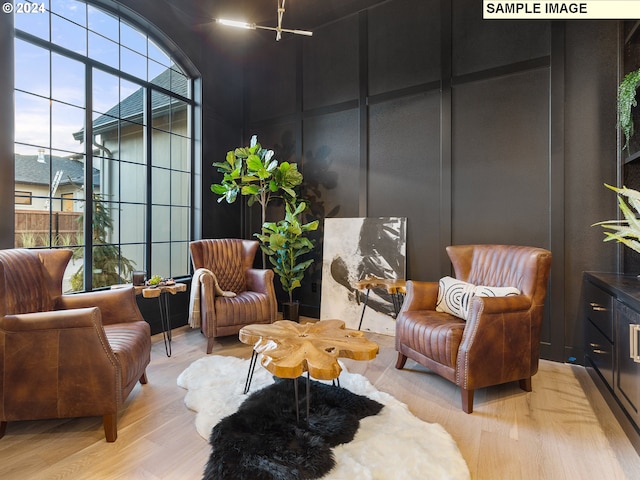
top-left (321, 217), bottom-right (407, 335)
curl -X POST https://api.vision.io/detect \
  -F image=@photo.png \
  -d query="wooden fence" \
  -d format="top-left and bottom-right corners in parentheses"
top-left (15, 210), bottom-right (83, 247)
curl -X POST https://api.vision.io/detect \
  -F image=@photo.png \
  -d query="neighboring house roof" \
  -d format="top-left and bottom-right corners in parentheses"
top-left (15, 153), bottom-right (100, 188)
top-left (73, 67), bottom-right (188, 140)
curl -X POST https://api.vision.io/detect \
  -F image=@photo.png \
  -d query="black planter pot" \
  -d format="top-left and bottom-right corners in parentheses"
top-left (282, 301), bottom-right (300, 322)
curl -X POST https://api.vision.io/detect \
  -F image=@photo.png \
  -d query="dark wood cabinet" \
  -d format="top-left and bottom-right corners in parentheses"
top-left (615, 301), bottom-right (640, 427)
top-left (583, 272), bottom-right (640, 453)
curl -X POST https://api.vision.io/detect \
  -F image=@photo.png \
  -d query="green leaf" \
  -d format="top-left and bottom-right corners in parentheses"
top-left (246, 154), bottom-right (264, 172)
top-left (211, 184), bottom-right (227, 194)
top-left (242, 185), bottom-right (260, 196)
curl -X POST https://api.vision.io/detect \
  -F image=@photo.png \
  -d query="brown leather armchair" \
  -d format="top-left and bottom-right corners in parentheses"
top-left (189, 239), bottom-right (277, 354)
top-left (395, 245), bottom-right (552, 413)
top-left (0, 248), bottom-right (151, 442)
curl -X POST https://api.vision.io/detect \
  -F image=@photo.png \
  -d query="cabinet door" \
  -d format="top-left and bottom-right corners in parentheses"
top-left (615, 301), bottom-right (640, 425)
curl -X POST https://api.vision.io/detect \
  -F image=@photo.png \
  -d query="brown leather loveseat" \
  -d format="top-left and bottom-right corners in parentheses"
top-left (0, 248), bottom-right (151, 442)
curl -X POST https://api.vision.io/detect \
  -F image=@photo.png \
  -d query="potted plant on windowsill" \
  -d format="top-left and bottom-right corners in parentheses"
top-left (255, 199), bottom-right (319, 322)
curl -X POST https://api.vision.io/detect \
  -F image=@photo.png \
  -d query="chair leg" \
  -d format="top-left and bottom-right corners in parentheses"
top-left (103, 414), bottom-right (117, 442)
top-left (461, 388), bottom-right (474, 414)
top-left (139, 371), bottom-right (148, 384)
top-left (395, 353), bottom-right (407, 369)
top-left (0, 421), bottom-right (6, 439)
top-left (206, 337), bottom-right (215, 354)
top-left (519, 377), bottom-right (532, 392)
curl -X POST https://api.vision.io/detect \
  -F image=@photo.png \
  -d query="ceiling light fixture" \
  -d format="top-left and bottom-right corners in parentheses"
top-left (217, 0), bottom-right (312, 41)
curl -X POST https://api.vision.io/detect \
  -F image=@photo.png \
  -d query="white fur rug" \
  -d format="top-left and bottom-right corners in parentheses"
top-left (177, 355), bottom-right (470, 479)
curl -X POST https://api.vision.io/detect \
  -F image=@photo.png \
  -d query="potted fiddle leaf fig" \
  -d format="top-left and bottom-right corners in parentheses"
top-left (593, 183), bottom-right (640, 253)
top-left (255, 199), bottom-right (319, 321)
top-left (211, 135), bottom-right (303, 236)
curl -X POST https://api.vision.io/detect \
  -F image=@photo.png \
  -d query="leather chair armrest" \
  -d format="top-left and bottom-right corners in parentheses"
top-left (57, 287), bottom-right (144, 326)
top-left (199, 274), bottom-right (218, 327)
top-left (246, 268), bottom-right (277, 322)
top-left (401, 280), bottom-right (439, 312)
top-left (246, 268), bottom-right (274, 294)
top-left (459, 295), bottom-right (537, 390)
top-left (468, 294), bottom-right (532, 316)
top-left (0, 307), bottom-right (100, 332)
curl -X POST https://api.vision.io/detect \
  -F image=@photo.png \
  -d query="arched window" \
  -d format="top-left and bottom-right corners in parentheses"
top-left (14, 0), bottom-right (195, 291)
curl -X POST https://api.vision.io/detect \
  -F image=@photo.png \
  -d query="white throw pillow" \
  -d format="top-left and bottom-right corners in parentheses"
top-left (436, 277), bottom-right (476, 319)
top-left (436, 276), bottom-right (520, 320)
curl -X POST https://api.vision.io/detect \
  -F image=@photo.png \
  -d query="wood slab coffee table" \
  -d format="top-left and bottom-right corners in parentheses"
top-left (239, 319), bottom-right (379, 422)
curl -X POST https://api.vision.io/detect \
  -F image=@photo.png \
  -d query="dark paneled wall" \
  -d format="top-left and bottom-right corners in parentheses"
top-left (230, 0), bottom-right (620, 362)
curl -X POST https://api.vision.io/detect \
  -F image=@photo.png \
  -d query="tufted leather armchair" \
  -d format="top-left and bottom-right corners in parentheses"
top-left (395, 245), bottom-right (552, 413)
top-left (0, 248), bottom-right (151, 442)
top-left (189, 239), bottom-right (277, 354)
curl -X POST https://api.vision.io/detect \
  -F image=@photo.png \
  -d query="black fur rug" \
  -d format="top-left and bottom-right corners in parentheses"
top-left (203, 377), bottom-right (384, 480)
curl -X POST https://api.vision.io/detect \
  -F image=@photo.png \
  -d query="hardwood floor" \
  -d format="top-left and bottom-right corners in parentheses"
top-left (1, 325), bottom-right (639, 479)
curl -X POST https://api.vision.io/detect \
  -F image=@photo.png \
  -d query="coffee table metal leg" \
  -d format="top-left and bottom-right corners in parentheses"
top-left (306, 372), bottom-right (310, 427)
top-left (244, 350), bottom-right (258, 394)
top-left (158, 293), bottom-right (172, 357)
top-left (294, 377), bottom-right (300, 423)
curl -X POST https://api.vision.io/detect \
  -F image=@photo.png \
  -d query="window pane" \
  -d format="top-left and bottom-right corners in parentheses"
top-left (120, 203), bottom-right (146, 243)
top-left (151, 242), bottom-right (170, 279)
top-left (171, 171), bottom-right (190, 206)
top-left (120, 162), bottom-right (146, 202)
top-left (15, 91), bottom-right (50, 147)
top-left (148, 60), bottom-right (166, 83)
top-left (119, 120), bottom-right (145, 162)
top-left (171, 207), bottom-right (189, 241)
top-left (151, 91), bottom-right (171, 131)
top-left (52, 53), bottom-right (85, 107)
top-left (15, 39), bottom-right (50, 97)
top-left (95, 157), bottom-right (120, 202)
top-left (152, 206), bottom-right (170, 241)
top-left (150, 66), bottom-right (171, 90)
top-left (121, 243), bottom-right (145, 278)
top-left (15, 3), bottom-right (50, 40)
top-left (92, 244), bottom-right (134, 288)
top-left (93, 69), bottom-right (120, 115)
top-left (89, 32), bottom-right (118, 69)
top-left (51, 0), bottom-right (86, 27)
top-left (15, 147), bottom-right (50, 212)
top-left (152, 167), bottom-right (170, 204)
top-left (51, 150), bottom-right (85, 202)
top-left (170, 69), bottom-right (189, 97)
top-left (88, 5), bottom-right (118, 39)
top-left (120, 79), bottom-right (144, 124)
top-left (51, 101), bottom-right (84, 153)
top-left (152, 129), bottom-right (170, 168)
top-left (170, 98), bottom-right (188, 135)
top-left (120, 21), bottom-right (146, 55)
top-left (52, 14), bottom-right (87, 55)
top-left (148, 39), bottom-right (170, 66)
top-left (121, 46), bottom-right (146, 80)
top-left (171, 134), bottom-right (190, 171)
top-left (170, 241), bottom-right (189, 277)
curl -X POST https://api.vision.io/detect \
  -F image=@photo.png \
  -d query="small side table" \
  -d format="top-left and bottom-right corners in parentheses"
top-left (112, 283), bottom-right (186, 357)
top-left (354, 276), bottom-right (407, 330)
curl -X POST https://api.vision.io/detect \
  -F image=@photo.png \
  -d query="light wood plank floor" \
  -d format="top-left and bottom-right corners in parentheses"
top-left (1, 324), bottom-right (639, 479)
